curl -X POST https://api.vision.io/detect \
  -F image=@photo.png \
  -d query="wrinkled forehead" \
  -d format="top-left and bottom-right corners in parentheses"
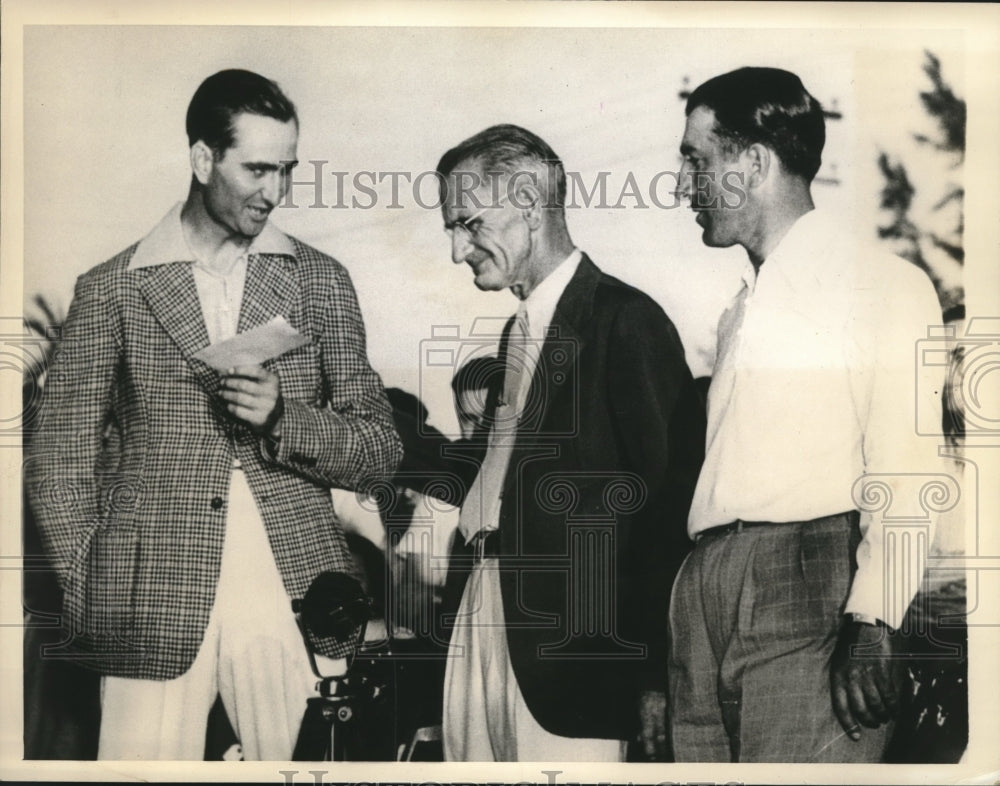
top-left (441, 158), bottom-right (508, 215)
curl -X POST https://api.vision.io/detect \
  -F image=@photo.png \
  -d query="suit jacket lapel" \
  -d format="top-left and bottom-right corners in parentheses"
top-left (516, 255), bottom-right (599, 436)
top-left (135, 263), bottom-right (219, 391)
top-left (238, 252), bottom-right (299, 335)
top-left (134, 251), bottom-right (300, 395)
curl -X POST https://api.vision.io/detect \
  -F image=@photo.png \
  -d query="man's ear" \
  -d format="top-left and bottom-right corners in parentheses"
top-left (190, 141), bottom-right (215, 186)
top-left (514, 182), bottom-right (543, 231)
top-left (744, 143), bottom-right (772, 189)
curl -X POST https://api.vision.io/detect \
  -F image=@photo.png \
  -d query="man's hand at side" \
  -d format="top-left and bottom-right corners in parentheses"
top-left (830, 619), bottom-right (899, 741)
top-left (219, 365), bottom-right (284, 436)
top-left (638, 688), bottom-right (668, 760)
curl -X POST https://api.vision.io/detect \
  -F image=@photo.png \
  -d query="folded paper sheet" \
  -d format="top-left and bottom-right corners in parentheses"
top-left (192, 316), bottom-right (311, 370)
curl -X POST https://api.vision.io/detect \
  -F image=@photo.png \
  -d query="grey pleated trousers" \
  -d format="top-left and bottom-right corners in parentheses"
top-left (668, 513), bottom-right (895, 762)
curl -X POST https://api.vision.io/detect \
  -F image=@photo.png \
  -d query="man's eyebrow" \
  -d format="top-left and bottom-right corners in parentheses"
top-left (443, 209), bottom-right (476, 230)
top-left (243, 160), bottom-right (299, 170)
top-left (679, 143), bottom-right (698, 156)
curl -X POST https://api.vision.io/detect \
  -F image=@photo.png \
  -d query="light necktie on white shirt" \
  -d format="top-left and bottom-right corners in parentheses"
top-left (458, 305), bottom-right (530, 544)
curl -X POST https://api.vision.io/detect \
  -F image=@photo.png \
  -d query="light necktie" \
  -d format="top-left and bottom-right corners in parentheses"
top-left (458, 305), bottom-right (530, 543)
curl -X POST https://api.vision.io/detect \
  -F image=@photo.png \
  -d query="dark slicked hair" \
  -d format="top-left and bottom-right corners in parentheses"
top-left (186, 69), bottom-right (298, 157)
top-left (435, 124), bottom-right (567, 209)
top-left (686, 67), bottom-right (826, 182)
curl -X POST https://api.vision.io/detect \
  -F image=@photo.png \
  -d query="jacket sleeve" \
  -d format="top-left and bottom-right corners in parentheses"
top-left (606, 293), bottom-right (706, 690)
top-left (24, 269), bottom-right (122, 588)
top-left (264, 264), bottom-right (403, 491)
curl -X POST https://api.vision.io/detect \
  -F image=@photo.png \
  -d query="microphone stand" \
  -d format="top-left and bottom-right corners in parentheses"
top-left (292, 581), bottom-right (388, 761)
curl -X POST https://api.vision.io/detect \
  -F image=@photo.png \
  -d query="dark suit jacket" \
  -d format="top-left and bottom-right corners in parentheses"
top-left (488, 255), bottom-right (704, 740)
top-left (25, 228), bottom-right (402, 679)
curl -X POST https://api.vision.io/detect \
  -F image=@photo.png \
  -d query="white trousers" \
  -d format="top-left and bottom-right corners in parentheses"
top-left (442, 558), bottom-right (626, 762)
top-left (97, 469), bottom-right (344, 761)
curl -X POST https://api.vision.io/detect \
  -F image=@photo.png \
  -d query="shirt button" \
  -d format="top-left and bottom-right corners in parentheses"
top-left (211, 496), bottom-right (224, 510)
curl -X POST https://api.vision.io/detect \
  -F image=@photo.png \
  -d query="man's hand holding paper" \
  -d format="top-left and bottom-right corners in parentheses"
top-left (194, 316), bottom-right (309, 435)
top-left (193, 315), bottom-right (310, 370)
top-left (219, 365), bottom-right (284, 436)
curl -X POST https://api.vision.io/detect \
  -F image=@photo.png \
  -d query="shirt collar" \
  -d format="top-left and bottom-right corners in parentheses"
top-left (741, 208), bottom-right (836, 292)
top-left (520, 248), bottom-right (582, 339)
top-left (128, 202), bottom-right (295, 270)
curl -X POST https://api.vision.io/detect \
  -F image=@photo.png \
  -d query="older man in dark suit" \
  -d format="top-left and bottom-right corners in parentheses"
top-left (435, 125), bottom-right (704, 762)
top-left (25, 69), bottom-right (401, 760)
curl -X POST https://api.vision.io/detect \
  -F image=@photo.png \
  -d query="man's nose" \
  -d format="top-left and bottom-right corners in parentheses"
top-left (263, 171), bottom-right (284, 206)
top-left (677, 162), bottom-right (693, 203)
top-left (451, 230), bottom-right (472, 265)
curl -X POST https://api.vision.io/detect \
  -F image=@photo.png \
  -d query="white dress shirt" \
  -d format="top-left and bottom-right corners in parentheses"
top-left (689, 209), bottom-right (944, 629)
top-left (516, 248), bottom-right (583, 400)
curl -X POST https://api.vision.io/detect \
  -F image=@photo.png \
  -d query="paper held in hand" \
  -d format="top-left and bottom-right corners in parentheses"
top-left (192, 316), bottom-right (311, 370)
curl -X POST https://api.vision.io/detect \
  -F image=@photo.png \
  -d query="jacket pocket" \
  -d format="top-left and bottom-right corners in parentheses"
top-left (66, 524), bottom-right (140, 648)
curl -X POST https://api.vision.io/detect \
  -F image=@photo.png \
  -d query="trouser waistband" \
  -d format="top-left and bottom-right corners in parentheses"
top-left (695, 511), bottom-right (858, 542)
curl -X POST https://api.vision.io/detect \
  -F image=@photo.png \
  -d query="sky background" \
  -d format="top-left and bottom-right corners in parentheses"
top-left (21, 24), bottom-right (964, 435)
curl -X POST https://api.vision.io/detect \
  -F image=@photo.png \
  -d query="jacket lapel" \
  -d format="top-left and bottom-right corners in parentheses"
top-left (516, 255), bottom-right (599, 436)
top-left (237, 252), bottom-right (299, 335)
top-left (134, 250), bottom-right (300, 394)
top-left (135, 263), bottom-right (219, 390)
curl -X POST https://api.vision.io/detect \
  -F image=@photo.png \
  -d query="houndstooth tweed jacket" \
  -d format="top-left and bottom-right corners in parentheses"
top-left (25, 207), bottom-right (402, 679)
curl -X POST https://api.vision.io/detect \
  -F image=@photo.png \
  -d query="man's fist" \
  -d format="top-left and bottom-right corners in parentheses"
top-left (830, 620), bottom-right (900, 741)
top-left (219, 365), bottom-right (284, 436)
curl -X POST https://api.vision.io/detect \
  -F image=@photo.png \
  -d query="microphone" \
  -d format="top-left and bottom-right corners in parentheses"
top-left (293, 571), bottom-right (372, 643)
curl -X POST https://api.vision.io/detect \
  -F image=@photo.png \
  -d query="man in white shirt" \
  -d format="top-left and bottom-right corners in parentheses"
top-left (668, 67), bottom-right (944, 762)
top-left (435, 124), bottom-right (705, 761)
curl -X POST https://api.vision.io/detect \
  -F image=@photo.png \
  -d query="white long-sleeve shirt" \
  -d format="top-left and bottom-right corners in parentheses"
top-left (689, 208), bottom-right (945, 629)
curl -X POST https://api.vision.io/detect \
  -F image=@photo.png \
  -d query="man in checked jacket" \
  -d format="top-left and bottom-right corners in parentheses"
top-left (24, 69), bottom-right (402, 760)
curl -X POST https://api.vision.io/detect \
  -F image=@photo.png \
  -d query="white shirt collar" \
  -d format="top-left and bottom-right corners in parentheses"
top-left (739, 208), bottom-right (838, 291)
top-left (763, 207), bottom-right (835, 273)
top-left (520, 248), bottom-right (583, 339)
top-left (128, 202), bottom-right (295, 270)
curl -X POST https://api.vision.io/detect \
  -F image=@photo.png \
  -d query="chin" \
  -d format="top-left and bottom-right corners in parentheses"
top-left (471, 268), bottom-right (504, 291)
top-left (473, 277), bottom-right (502, 292)
top-left (242, 223), bottom-right (267, 238)
top-left (700, 229), bottom-right (736, 249)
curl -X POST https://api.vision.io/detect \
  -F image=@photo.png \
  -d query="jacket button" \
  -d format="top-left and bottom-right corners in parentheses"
top-left (211, 496), bottom-right (224, 510)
